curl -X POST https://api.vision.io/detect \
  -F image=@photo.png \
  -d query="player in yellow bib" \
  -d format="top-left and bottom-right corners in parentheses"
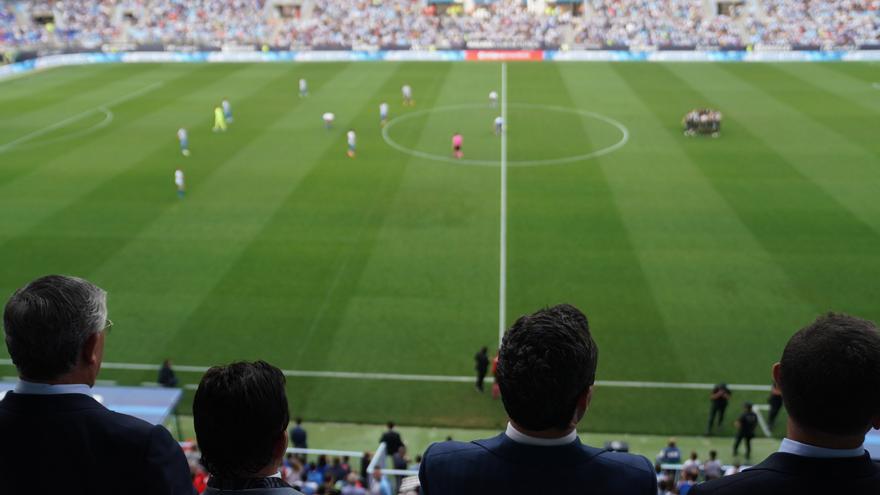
top-left (213, 106), bottom-right (227, 132)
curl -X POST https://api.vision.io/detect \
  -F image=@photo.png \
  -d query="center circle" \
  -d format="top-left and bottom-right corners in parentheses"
top-left (381, 103), bottom-right (629, 167)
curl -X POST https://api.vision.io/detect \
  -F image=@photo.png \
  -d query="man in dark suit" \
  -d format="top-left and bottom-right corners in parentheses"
top-left (419, 304), bottom-right (656, 495)
top-left (474, 346), bottom-right (489, 392)
top-left (732, 402), bottom-right (758, 460)
top-left (380, 421), bottom-right (404, 458)
top-left (692, 313), bottom-right (880, 494)
top-left (290, 416), bottom-right (308, 449)
top-left (194, 361), bottom-right (303, 495)
top-left (0, 275), bottom-right (193, 495)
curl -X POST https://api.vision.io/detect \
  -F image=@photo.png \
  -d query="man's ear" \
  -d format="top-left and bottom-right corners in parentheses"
top-left (573, 385), bottom-right (594, 427)
top-left (273, 428), bottom-right (289, 462)
top-left (81, 332), bottom-right (102, 367)
top-left (772, 362), bottom-right (782, 388)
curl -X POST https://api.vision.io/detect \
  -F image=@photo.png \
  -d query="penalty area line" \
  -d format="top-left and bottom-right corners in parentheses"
top-left (0, 358), bottom-right (770, 391)
top-left (0, 81), bottom-right (164, 153)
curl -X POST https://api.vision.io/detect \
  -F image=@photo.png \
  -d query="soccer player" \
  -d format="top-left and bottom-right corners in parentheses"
top-left (452, 132), bottom-right (463, 159)
top-left (323, 112), bottom-right (335, 130)
top-left (346, 129), bottom-right (356, 158)
top-left (213, 106), bottom-right (227, 132)
top-left (221, 98), bottom-right (233, 124)
top-left (174, 169), bottom-right (185, 198)
top-left (299, 78), bottom-right (308, 97)
top-left (177, 127), bottom-right (190, 156)
top-left (379, 101), bottom-right (389, 126)
top-left (489, 90), bottom-right (498, 107)
top-left (494, 116), bottom-right (504, 136)
top-left (402, 84), bottom-right (413, 106)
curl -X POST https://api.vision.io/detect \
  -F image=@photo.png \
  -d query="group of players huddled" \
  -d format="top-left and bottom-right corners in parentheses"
top-left (173, 80), bottom-right (505, 198)
top-left (683, 108), bottom-right (722, 137)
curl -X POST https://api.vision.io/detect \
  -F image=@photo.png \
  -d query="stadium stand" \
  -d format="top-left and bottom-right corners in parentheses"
top-left (0, 0), bottom-right (878, 51)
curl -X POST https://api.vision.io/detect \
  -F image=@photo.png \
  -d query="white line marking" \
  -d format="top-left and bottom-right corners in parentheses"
top-left (0, 358), bottom-right (771, 391)
top-left (0, 82), bottom-right (163, 153)
top-left (381, 103), bottom-right (629, 167)
top-left (753, 404), bottom-right (773, 437)
top-left (498, 62), bottom-right (508, 346)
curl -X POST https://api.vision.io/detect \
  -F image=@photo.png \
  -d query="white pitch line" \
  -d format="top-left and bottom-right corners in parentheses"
top-left (498, 62), bottom-right (508, 347)
top-left (0, 358), bottom-right (771, 391)
top-left (0, 81), bottom-right (163, 152)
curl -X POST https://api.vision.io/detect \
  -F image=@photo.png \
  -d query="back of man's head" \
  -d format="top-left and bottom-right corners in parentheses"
top-left (3, 275), bottom-right (107, 382)
top-left (779, 313), bottom-right (880, 436)
top-left (193, 361), bottom-right (290, 479)
top-left (496, 304), bottom-right (598, 431)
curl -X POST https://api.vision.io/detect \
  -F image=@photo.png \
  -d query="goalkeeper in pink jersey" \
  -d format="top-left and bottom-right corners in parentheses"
top-left (452, 132), bottom-right (463, 159)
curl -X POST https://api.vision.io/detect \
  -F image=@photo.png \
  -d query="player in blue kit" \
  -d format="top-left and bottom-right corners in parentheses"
top-left (222, 98), bottom-right (233, 124)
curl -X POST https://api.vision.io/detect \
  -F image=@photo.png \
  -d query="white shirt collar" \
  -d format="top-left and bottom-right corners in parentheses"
top-left (14, 380), bottom-right (92, 397)
top-left (505, 422), bottom-right (578, 446)
top-left (779, 438), bottom-right (865, 458)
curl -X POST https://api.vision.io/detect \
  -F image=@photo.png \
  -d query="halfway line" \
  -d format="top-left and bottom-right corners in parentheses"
top-left (498, 62), bottom-right (508, 347)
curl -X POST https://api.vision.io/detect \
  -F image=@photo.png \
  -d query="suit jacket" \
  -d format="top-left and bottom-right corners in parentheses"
top-left (690, 452), bottom-right (880, 495)
top-left (380, 430), bottom-right (404, 456)
top-left (0, 392), bottom-right (194, 495)
top-left (419, 433), bottom-right (656, 495)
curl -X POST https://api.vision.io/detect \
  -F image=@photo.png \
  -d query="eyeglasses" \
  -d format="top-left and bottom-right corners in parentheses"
top-left (103, 319), bottom-right (113, 334)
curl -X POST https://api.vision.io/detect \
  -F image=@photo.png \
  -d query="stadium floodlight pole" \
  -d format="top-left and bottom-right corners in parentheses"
top-left (498, 62), bottom-right (508, 348)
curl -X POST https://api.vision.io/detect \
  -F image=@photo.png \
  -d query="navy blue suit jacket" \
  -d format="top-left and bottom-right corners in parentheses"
top-left (419, 433), bottom-right (656, 495)
top-left (0, 391), bottom-right (194, 495)
top-left (690, 452), bottom-right (880, 495)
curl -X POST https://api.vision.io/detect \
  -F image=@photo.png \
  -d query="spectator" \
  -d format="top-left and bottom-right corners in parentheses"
top-left (474, 346), bottom-right (489, 392)
top-left (341, 472), bottom-right (367, 495)
top-left (732, 402), bottom-right (758, 461)
top-left (692, 313), bottom-right (880, 493)
top-left (706, 383), bottom-right (731, 435)
top-left (193, 360), bottom-right (303, 494)
top-left (0, 275), bottom-right (193, 495)
top-left (681, 451), bottom-right (700, 477)
top-left (677, 469), bottom-right (697, 495)
top-left (159, 358), bottom-right (179, 387)
top-left (419, 304), bottom-right (656, 494)
top-left (369, 467), bottom-right (392, 495)
top-left (723, 460), bottom-right (741, 477)
top-left (380, 422), bottom-right (404, 460)
top-left (658, 438), bottom-right (682, 464)
top-left (291, 416), bottom-right (308, 449)
top-left (702, 450), bottom-right (723, 481)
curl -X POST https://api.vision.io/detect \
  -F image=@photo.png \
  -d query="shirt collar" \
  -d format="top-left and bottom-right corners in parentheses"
top-left (14, 380), bottom-right (92, 397)
top-left (505, 422), bottom-right (577, 446)
top-left (779, 438), bottom-right (865, 458)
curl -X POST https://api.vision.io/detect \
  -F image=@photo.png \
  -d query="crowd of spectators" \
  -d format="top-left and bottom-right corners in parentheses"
top-left (1, 0), bottom-right (878, 51)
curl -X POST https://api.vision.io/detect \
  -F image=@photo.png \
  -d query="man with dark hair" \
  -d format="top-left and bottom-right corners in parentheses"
top-left (692, 313), bottom-right (880, 494)
top-left (474, 346), bottom-right (489, 392)
top-left (732, 402), bottom-right (758, 460)
top-left (419, 304), bottom-right (656, 494)
top-left (0, 275), bottom-right (193, 495)
top-left (194, 360), bottom-right (303, 494)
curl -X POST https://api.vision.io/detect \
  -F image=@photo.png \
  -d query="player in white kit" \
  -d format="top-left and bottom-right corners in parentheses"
top-left (380, 102), bottom-right (389, 127)
top-left (323, 112), bottom-right (335, 130)
top-left (222, 98), bottom-right (233, 123)
top-left (299, 78), bottom-right (308, 97)
top-left (175, 169), bottom-right (185, 198)
top-left (402, 84), bottom-right (413, 106)
top-left (489, 90), bottom-right (498, 107)
top-left (177, 128), bottom-right (190, 156)
top-left (347, 129), bottom-right (356, 158)
top-left (494, 116), bottom-right (504, 136)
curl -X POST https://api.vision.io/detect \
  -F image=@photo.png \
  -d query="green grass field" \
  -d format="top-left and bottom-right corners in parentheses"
top-left (2, 61), bottom-right (879, 439)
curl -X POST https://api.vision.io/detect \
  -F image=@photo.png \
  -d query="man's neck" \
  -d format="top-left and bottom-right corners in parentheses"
top-left (509, 420), bottom-right (575, 439)
top-left (787, 420), bottom-right (865, 450)
top-left (21, 371), bottom-right (93, 387)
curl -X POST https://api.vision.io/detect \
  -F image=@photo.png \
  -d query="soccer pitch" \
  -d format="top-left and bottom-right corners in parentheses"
top-left (2, 61), bottom-right (879, 436)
